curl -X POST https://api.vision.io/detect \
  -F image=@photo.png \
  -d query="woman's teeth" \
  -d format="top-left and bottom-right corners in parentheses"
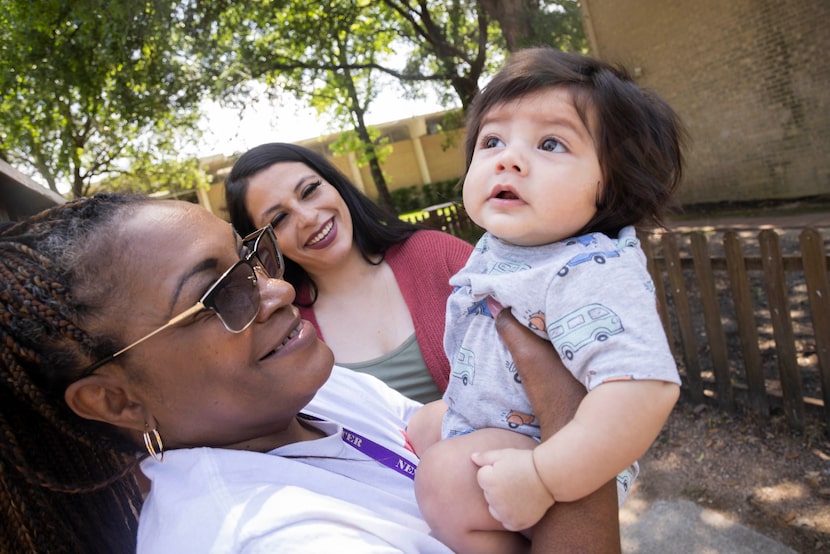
top-left (307, 220), bottom-right (333, 246)
top-left (275, 324), bottom-right (301, 352)
top-left (261, 324), bottom-right (302, 360)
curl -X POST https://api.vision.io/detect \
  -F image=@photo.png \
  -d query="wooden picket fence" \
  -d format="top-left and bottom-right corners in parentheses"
top-left (402, 202), bottom-right (482, 244)
top-left (410, 203), bottom-right (830, 434)
top-left (639, 226), bottom-right (830, 434)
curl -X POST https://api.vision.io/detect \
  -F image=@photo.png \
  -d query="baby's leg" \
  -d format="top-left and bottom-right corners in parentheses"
top-left (406, 400), bottom-right (447, 456)
top-left (415, 427), bottom-right (537, 554)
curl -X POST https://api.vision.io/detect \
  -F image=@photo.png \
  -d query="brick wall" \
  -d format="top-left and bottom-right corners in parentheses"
top-left (581, 0), bottom-right (830, 204)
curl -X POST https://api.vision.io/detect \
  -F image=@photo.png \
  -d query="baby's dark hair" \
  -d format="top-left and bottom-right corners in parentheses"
top-left (0, 194), bottom-right (150, 552)
top-left (463, 47), bottom-right (686, 235)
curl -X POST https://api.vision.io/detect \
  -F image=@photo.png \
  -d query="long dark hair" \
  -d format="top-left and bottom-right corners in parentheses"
top-left (225, 142), bottom-right (421, 304)
top-left (0, 194), bottom-right (150, 552)
top-left (463, 47), bottom-right (686, 235)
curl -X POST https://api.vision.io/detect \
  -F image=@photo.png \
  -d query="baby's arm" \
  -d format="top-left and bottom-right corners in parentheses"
top-left (473, 379), bottom-right (677, 530)
top-left (532, 237), bottom-right (680, 500)
top-left (533, 379), bottom-right (678, 501)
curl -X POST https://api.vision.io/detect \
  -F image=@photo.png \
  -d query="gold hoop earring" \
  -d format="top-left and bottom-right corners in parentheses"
top-left (143, 425), bottom-right (164, 462)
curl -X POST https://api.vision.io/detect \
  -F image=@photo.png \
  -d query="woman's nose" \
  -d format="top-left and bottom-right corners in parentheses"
top-left (255, 274), bottom-right (296, 322)
top-left (293, 204), bottom-right (317, 226)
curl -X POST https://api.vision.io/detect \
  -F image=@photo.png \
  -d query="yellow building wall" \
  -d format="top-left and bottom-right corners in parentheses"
top-left (202, 110), bottom-right (468, 220)
top-left (383, 139), bottom-right (421, 189)
top-left (421, 130), bottom-right (465, 183)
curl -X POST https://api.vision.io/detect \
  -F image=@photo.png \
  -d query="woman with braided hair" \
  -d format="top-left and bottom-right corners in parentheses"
top-left (0, 194), bottom-right (620, 553)
top-left (0, 195), bottom-right (144, 552)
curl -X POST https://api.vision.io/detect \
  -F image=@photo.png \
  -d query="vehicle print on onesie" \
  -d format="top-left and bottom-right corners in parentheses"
top-left (614, 234), bottom-right (639, 249)
top-left (566, 233), bottom-right (599, 248)
top-left (547, 303), bottom-right (624, 360)
top-left (527, 310), bottom-right (546, 333)
top-left (451, 346), bottom-right (476, 385)
top-left (506, 360), bottom-right (521, 384)
top-left (557, 249), bottom-right (621, 276)
top-left (505, 410), bottom-right (539, 430)
top-left (466, 298), bottom-right (493, 318)
top-left (489, 260), bottom-right (531, 275)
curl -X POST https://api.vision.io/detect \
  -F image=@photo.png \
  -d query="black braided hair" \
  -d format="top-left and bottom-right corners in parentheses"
top-left (0, 194), bottom-right (151, 553)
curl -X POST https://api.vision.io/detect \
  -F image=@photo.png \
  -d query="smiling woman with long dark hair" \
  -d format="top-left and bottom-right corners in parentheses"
top-left (225, 142), bottom-right (473, 403)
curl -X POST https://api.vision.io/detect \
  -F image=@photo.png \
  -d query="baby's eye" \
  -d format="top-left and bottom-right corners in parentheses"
top-left (481, 136), bottom-right (504, 149)
top-left (540, 138), bottom-right (566, 153)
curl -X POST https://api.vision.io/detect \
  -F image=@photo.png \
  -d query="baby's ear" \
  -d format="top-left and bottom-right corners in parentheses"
top-left (64, 374), bottom-right (146, 432)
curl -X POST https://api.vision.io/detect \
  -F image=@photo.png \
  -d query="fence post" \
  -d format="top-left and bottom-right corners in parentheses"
top-left (690, 232), bottom-right (735, 411)
top-left (662, 232), bottom-right (704, 403)
top-left (759, 230), bottom-right (804, 430)
top-left (640, 232), bottom-right (676, 361)
top-left (723, 231), bottom-right (768, 418)
top-left (800, 228), bottom-right (830, 430)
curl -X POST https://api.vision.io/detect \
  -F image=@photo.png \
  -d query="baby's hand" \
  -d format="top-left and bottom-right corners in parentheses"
top-left (471, 448), bottom-right (554, 531)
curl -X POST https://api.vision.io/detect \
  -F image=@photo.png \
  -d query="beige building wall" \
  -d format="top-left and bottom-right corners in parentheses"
top-left (421, 130), bottom-right (465, 183)
top-left (581, 0), bottom-right (830, 204)
top-left (383, 139), bottom-right (420, 189)
top-left (204, 111), bottom-right (467, 220)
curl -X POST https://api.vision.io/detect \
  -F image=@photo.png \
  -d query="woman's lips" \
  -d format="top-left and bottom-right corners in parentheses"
top-left (305, 218), bottom-right (336, 249)
top-left (259, 320), bottom-right (314, 361)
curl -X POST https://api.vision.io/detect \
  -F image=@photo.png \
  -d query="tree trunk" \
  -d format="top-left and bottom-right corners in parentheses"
top-left (479, 0), bottom-right (541, 52)
top-left (355, 119), bottom-right (396, 214)
top-left (368, 151), bottom-right (396, 214)
top-left (341, 62), bottom-right (398, 214)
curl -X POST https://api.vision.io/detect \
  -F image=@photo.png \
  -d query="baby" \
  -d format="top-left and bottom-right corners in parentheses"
top-left (410, 47), bottom-right (685, 553)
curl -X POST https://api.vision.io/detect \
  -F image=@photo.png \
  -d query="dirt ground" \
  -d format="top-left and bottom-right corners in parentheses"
top-left (630, 387), bottom-right (830, 552)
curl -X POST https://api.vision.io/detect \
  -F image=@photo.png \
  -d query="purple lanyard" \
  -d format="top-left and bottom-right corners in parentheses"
top-left (299, 413), bottom-right (417, 481)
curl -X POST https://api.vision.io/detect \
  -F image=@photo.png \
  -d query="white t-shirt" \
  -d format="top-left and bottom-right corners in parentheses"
top-left (137, 366), bottom-right (452, 553)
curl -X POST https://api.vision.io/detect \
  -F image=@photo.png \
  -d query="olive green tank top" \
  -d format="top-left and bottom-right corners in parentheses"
top-left (337, 334), bottom-right (442, 404)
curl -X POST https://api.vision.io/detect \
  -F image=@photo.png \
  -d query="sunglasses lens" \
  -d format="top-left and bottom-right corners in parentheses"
top-left (212, 263), bottom-right (259, 332)
top-left (256, 232), bottom-right (282, 278)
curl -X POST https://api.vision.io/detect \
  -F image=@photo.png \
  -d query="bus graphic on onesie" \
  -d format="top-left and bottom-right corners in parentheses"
top-left (547, 303), bottom-right (623, 360)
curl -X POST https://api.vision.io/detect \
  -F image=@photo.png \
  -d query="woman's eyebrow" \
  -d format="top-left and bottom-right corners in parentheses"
top-left (168, 258), bottom-right (219, 316)
top-left (168, 224), bottom-right (234, 315)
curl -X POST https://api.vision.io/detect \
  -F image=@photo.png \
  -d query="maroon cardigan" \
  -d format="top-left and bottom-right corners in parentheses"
top-left (297, 230), bottom-right (473, 392)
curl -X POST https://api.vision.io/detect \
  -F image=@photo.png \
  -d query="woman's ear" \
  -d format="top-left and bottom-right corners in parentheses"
top-left (64, 375), bottom-right (146, 432)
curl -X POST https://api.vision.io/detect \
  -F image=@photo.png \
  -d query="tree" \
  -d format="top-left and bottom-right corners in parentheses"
top-left (269, 0), bottom-right (400, 212)
top-left (0, 0), bottom-right (206, 198)
top-left (380, 0), bottom-right (499, 111)
top-left (97, 154), bottom-right (211, 196)
top-left (186, 0), bottom-right (404, 212)
top-left (185, 0), bottom-right (500, 212)
top-left (479, 0), bottom-right (586, 53)
top-left (183, 0), bottom-right (585, 210)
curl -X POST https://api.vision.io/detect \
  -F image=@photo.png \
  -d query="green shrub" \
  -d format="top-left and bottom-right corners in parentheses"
top-left (390, 185), bottom-right (421, 213)
top-left (391, 178), bottom-right (463, 213)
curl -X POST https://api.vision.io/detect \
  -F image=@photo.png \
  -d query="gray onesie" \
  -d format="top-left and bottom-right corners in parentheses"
top-left (442, 226), bottom-right (680, 440)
